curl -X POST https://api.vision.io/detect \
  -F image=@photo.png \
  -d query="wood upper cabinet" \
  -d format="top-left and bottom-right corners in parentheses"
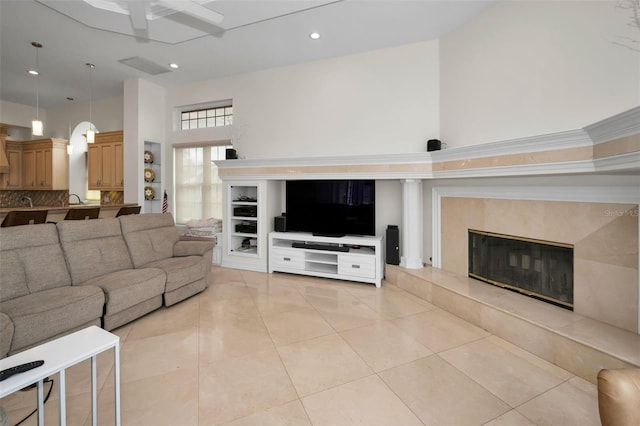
top-left (114, 142), bottom-right (124, 189)
top-left (21, 148), bottom-right (36, 188)
top-left (88, 131), bottom-right (123, 190)
top-left (20, 139), bottom-right (68, 190)
top-left (0, 141), bottom-right (22, 189)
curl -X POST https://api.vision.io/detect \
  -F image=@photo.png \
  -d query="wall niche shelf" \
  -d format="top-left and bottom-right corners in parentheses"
top-left (143, 141), bottom-right (162, 213)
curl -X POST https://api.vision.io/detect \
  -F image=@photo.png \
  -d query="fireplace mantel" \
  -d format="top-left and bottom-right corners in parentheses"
top-left (216, 107), bottom-right (639, 181)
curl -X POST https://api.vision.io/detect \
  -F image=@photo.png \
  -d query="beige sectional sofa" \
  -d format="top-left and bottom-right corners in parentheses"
top-left (0, 213), bottom-right (214, 358)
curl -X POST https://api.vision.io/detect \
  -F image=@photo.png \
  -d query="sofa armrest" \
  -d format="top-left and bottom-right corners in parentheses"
top-left (173, 240), bottom-right (215, 257)
top-left (597, 368), bottom-right (640, 426)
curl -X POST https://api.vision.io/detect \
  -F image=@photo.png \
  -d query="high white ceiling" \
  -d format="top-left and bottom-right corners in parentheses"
top-left (0, 0), bottom-right (496, 109)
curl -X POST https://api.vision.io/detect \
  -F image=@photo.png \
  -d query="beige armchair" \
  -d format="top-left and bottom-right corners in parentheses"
top-left (597, 368), bottom-right (640, 426)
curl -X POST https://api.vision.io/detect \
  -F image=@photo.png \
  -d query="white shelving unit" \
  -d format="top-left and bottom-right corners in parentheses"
top-left (143, 141), bottom-right (162, 213)
top-left (221, 180), bottom-right (282, 272)
top-left (268, 232), bottom-right (384, 287)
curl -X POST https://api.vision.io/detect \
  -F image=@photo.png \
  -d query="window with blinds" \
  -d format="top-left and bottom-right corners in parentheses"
top-left (173, 143), bottom-right (232, 224)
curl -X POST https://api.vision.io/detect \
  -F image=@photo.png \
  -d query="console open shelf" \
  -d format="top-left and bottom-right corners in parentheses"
top-left (228, 185), bottom-right (258, 256)
top-left (268, 232), bottom-right (384, 287)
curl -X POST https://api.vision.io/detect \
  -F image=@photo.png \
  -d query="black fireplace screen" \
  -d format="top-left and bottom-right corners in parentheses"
top-left (468, 229), bottom-right (574, 310)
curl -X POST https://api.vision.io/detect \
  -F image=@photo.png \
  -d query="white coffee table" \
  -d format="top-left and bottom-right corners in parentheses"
top-left (0, 326), bottom-right (120, 426)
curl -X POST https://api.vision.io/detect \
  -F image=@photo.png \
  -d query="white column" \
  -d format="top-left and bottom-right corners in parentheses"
top-left (400, 179), bottom-right (423, 269)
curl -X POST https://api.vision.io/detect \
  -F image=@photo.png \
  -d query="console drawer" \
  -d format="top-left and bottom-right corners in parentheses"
top-left (338, 254), bottom-right (376, 279)
top-left (271, 248), bottom-right (305, 270)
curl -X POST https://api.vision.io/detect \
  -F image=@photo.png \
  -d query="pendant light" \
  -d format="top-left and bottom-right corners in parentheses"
top-left (31, 42), bottom-right (43, 136)
top-left (66, 97), bottom-right (74, 155)
top-left (86, 63), bottom-right (96, 143)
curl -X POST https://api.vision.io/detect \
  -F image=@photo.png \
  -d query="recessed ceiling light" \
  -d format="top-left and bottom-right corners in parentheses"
top-left (169, 63), bottom-right (180, 69)
top-left (28, 70), bottom-right (39, 75)
top-left (309, 32), bottom-right (320, 40)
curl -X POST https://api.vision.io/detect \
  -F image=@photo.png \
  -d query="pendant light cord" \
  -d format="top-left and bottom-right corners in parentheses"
top-left (35, 47), bottom-right (39, 121)
top-left (32, 42), bottom-right (42, 122)
top-left (87, 63), bottom-right (94, 132)
top-left (67, 96), bottom-right (74, 139)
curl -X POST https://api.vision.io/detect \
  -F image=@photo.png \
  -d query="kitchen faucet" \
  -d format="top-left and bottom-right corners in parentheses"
top-left (22, 196), bottom-right (33, 208)
top-left (69, 193), bottom-right (83, 205)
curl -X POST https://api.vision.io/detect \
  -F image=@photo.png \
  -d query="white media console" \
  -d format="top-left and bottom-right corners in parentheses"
top-left (268, 232), bottom-right (384, 287)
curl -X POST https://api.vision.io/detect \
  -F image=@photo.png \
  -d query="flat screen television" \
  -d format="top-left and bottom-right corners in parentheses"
top-left (285, 179), bottom-right (375, 237)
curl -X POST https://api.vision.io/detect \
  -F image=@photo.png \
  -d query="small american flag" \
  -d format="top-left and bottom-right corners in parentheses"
top-left (162, 190), bottom-right (168, 213)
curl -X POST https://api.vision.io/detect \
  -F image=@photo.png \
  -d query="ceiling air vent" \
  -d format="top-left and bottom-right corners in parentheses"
top-left (118, 56), bottom-right (172, 75)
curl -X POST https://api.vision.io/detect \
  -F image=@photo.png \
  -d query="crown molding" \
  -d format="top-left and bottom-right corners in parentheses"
top-left (584, 106), bottom-right (640, 144)
top-left (427, 129), bottom-right (591, 162)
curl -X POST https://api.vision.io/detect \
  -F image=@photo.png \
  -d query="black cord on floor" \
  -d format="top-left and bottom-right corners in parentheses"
top-left (13, 378), bottom-right (54, 426)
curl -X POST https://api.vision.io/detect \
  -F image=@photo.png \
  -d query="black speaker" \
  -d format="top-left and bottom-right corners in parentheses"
top-left (225, 148), bottom-right (238, 159)
top-left (274, 215), bottom-right (286, 232)
top-left (427, 139), bottom-right (441, 152)
top-left (386, 225), bottom-right (400, 265)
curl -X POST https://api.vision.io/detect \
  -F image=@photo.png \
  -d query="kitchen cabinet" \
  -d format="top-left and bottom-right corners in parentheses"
top-left (0, 141), bottom-right (22, 189)
top-left (20, 139), bottom-right (68, 190)
top-left (88, 131), bottom-right (124, 190)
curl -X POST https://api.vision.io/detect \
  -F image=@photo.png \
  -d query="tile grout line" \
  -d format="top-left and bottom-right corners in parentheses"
top-left (244, 273), bottom-right (312, 425)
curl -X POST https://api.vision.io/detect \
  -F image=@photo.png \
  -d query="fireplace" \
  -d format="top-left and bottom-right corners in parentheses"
top-left (468, 229), bottom-right (574, 310)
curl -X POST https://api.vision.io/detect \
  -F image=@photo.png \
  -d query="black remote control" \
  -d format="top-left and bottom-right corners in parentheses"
top-left (0, 360), bottom-right (45, 381)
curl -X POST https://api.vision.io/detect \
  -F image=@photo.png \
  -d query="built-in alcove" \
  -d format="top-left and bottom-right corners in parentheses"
top-left (468, 229), bottom-right (574, 310)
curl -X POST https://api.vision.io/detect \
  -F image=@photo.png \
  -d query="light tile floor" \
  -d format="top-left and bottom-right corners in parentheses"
top-left (1, 267), bottom-right (602, 425)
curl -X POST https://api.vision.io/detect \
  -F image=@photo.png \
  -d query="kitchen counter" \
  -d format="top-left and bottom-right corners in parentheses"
top-left (0, 203), bottom-right (138, 222)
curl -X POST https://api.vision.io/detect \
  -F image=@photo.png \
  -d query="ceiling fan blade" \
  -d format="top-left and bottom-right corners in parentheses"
top-left (156, 0), bottom-right (224, 26)
top-left (128, 1), bottom-right (148, 30)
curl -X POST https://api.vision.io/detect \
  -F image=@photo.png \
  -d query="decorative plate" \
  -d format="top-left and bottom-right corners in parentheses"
top-left (144, 186), bottom-right (155, 200)
top-left (144, 168), bottom-right (155, 182)
top-left (144, 150), bottom-right (154, 164)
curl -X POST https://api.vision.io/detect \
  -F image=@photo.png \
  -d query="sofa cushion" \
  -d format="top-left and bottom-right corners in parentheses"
top-left (1, 285), bottom-right (104, 353)
top-left (82, 268), bottom-right (166, 315)
top-left (57, 218), bottom-right (134, 284)
top-left (119, 213), bottom-right (179, 268)
top-left (0, 251), bottom-right (28, 302)
top-left (0, 223), bottom-right (71, 302)
top-left (145, 256), bottom-right (208, 293)
top-left (0, 312), bottom-right (14, 358)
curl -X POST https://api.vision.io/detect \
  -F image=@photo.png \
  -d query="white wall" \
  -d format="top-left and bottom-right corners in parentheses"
top-left (123, 78), bottom-right (166, 207)
top-left (162, 41), bottom-right (437, 242)
top-left (67, 121), bottom-right (90, 199)
top-left (13, 96), bottom-right (124, 140)
top-left (440, 0), bottom-right (640, 148)
top-left (375, 180), bottom-right (402, 238)
top-left (166, 40), bottom-right (440, 159)
top-left (0, 100), bottom-right (44, 129)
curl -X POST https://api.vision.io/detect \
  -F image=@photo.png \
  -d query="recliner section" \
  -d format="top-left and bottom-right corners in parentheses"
top-left (119, 213), bottom-right (213, 306)
top-left (56, 217), bottom-right (167, 331)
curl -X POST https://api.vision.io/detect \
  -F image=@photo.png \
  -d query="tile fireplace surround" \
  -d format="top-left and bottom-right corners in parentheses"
top-left (440, 196), bottom-right (638, 333)
top-left (216, 107), bottom-right (640, 380)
